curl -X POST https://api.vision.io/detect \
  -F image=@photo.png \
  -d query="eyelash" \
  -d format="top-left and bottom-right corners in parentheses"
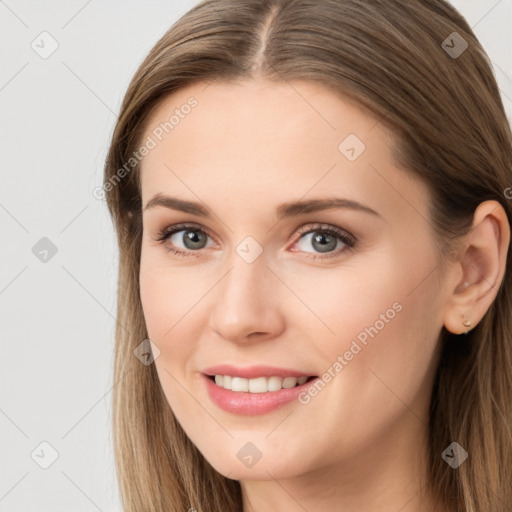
top-left (154, 222), bottom-right (356, 260)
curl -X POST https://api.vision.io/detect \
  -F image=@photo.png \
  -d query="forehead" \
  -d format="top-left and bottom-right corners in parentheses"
top-left (138, 79), bottom-right (425, 222)
top-left (141, 78), bottom-right (386, 163)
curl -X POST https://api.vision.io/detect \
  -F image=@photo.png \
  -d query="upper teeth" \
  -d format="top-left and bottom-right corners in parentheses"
top-left (214, 375), bottom-right (309, 393)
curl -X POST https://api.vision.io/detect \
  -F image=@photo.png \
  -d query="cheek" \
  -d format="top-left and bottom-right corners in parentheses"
top-left (139, 252), bottom-right (209, 340)
top-left (279, 257), bottom-right (407, 353)
top-left (139, 255), bottom-right (218, 402)
top-left (289, 248), bottom-right (441, 394)
top-left (139, 262), bottom-right (207, 420)
top-left (281, 255), bottom-right (441, 459)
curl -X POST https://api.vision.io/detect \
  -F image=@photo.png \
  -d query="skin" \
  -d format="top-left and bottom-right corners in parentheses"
top-left (138, 78), bottom-right (509, 512)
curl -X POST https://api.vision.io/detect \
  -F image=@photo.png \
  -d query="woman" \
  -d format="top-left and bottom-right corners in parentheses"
top-left (103, 0), bottom-right (512, 510)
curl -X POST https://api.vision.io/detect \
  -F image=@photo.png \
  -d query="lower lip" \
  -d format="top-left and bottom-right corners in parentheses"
top-left (203, 374), bottom-right (319, 415)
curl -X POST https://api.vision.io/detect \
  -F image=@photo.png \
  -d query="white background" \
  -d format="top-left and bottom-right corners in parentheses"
top-left (1, 1), bottom-right (511, 510)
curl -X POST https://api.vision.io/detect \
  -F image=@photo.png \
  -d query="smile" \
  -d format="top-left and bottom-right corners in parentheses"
top-left (210, 374), bottom-right (315, 392)
top-left (202, 371), bottom-right (320, 415)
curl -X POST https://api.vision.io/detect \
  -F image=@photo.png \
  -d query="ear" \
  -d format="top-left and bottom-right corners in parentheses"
top-left (443, 200), bottom-right (510, 335)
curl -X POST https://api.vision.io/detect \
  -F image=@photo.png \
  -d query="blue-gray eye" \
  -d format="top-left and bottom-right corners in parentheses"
top-left (168, 228), bottom-right (212, 250)
top-left (298, 231), bottom-right (341, 253)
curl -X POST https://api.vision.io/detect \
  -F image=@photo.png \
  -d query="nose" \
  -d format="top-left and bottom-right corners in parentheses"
top-left (208, 250), bottom-right (285, 344)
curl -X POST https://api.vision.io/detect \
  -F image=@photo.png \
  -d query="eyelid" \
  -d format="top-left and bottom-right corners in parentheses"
top-left (292, 223), bottom-right (355, 245)
top-left (154, 222), bottom-right (217, 243)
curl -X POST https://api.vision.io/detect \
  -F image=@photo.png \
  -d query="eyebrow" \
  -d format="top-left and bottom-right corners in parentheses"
top-left (143, 193), bottom-right (382, 220)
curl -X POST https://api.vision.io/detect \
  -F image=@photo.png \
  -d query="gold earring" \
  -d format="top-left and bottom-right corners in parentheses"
top-left (462, 319), bottom-right (472, 334)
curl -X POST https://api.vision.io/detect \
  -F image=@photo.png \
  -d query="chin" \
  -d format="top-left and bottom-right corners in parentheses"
top-left (199, 443), bottom-right (305, 481)
top-left (212, 461), bottom-right (297, 481)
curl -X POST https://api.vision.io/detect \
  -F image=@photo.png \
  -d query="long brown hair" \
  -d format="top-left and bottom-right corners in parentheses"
top-left (103, 1), bottom-right (512, 510)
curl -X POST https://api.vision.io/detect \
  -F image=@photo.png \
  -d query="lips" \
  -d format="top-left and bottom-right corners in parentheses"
top-left (201, 364), bottom-right (320, 415)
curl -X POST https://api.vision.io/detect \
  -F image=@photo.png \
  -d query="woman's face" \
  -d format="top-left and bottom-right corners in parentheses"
top-left (139, 78), bottom-right (451, 481)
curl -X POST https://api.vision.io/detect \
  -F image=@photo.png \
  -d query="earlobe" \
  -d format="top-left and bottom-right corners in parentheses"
top-left (443, 284), bottom-right (480, 335)
top-left (442, 200), bottom-right (510, 335)
top-left (462, 318), bottom-right (472, 334)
